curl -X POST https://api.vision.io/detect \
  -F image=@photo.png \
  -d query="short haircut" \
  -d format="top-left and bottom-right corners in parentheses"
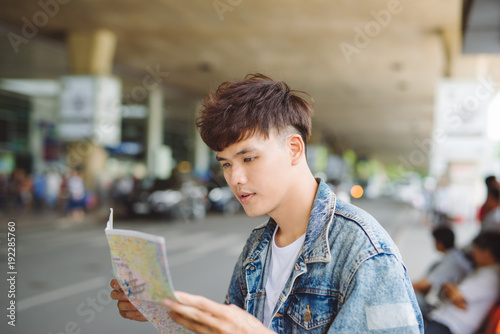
top-left (196, 73), bottom-right (313, 152)
top-left (473, 232), bottom-right (500, 262)
top-left (432, 226), bottom-right (455, 249)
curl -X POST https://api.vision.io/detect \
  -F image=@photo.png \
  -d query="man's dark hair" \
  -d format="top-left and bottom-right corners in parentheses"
top-left (491, 187), bottom-right (500, 202)
top-left (196, 73), bottom-right (313, 152)
top-left (473, 232), bottom-right (500, 262)
top-left (485, 176), bottom-right (497, 189)
top-left (432, 226), bottom-right (455, 250)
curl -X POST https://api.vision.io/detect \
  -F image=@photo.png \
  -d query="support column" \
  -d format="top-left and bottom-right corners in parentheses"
top-left (146, 87), bottom-right (165, 178)
top-left (193, 109), bottom-right (211, 181)
top-left (63, 29), bottom-right (118, 193)
top-left (67, 29), bottom-right (117, 75)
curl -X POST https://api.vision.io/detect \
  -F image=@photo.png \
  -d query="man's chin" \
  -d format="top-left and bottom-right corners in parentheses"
top-left (242, 207), bottom-right (266, 218)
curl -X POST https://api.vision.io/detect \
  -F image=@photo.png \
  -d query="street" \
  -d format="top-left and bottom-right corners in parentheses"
top-left (0, 197), bottom-right (437, 334)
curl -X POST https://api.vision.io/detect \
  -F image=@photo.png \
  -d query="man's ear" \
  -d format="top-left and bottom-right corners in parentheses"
top-left (288, 134), bottom-right (305, 166)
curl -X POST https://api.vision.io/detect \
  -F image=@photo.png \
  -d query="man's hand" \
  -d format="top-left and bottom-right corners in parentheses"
top-left (109, 278), bottom-right (147, 322)
top-left (164, 291), bottom-right (274, 334)
top-left (412, 278), bottom-right (432, 295)
top-left (442, 282), bottom-right (467, 310)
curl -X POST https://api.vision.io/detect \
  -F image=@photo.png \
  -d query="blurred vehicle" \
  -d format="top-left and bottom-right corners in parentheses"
top-left (208, 186), bottom-right (242, 215)
top-left (131, 178), bottom-right (208, 220)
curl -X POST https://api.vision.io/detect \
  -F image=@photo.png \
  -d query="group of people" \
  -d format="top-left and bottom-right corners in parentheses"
top-left (413, 226), bottom-right (500, 333)
top-left (0, 167), bottom-right (88, 220)
top-left (412, 177), bottom-right (500, 334)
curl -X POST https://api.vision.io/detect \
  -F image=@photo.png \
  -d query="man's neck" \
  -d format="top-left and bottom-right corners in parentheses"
top-left (270, 172), bottom-right (319, 247)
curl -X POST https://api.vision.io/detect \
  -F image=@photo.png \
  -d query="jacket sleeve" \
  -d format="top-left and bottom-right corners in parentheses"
top-left (328, 253), bottom-right (424, 333)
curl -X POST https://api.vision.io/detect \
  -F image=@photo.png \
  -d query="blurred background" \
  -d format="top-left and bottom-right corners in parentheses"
top-left (0, 0), bottom-right (499, 333)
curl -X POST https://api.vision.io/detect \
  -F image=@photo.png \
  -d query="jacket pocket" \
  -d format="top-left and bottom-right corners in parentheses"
top-left (286, 292), bottom-right (337, 331)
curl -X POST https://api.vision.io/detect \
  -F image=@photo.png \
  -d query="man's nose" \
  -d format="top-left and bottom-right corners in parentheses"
top-left (228, 165), bottom-right (247, 186)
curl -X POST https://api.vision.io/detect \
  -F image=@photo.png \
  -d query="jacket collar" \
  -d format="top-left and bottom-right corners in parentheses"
top-left (244, 179), bottom-right (336, 266)
top-left (301, 179), bottom-right (336, 263)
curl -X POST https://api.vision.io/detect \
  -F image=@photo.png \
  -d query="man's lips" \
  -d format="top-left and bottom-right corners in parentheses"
top-left (238, 192), bottom-right (255, 204)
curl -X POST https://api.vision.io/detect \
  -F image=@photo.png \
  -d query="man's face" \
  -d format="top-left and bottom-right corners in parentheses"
top-left (472, 246), bottom-right (491, 267)
top-left (216, 131), bottom-right (292, 218)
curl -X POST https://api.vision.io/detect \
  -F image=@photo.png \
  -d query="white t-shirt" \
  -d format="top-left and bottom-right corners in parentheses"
top-left (431, 264), bottom-right (500, 334)
top-left (425, 248), bottom-right (473, 306)
top-left (263, 227), bottom-right (306, 327)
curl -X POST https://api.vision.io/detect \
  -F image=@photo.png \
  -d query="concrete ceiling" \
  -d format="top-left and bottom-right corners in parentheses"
top-left (1, 0), bottom-right (500, 166)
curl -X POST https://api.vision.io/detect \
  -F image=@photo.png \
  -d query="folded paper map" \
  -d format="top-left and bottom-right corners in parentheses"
top-left (105, 209), bottom-right (193, 334)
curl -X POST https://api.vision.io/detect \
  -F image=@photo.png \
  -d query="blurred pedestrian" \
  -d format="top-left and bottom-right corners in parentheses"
top-left (45, 169), bottom-right (62, 210)
top-left (482, 187), bottom-right (500, 233)
top-left (9, 168), bottom-right (28, 211)
top-left (413, 226), bottom-right (473, 316)
top-left (67, 170), bottom-right (86, 221)
top-left (32, 171), bottom-right (46, 212)
top-left (424, 232), bottom-right (500, 334)
top-left (478, 175), bottom-right (499, 224)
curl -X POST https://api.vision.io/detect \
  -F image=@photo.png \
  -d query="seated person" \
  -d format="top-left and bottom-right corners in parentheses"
top-left (424, 232), bottom-right (500, 334)
top-left (413, 226), bottom-right (473, 315)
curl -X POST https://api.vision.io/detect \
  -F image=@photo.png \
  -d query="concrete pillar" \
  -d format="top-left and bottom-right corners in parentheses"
top-left (146, 87), bottom-right (164, 178)
top-left (67, 29), bottom-right (117, 75)
top-left (64, 29), bottom-right (117, 192)
top-left (194, 124), bottom-right (211, 181)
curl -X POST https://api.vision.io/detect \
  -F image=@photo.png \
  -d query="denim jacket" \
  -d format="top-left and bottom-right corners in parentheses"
top-left (225, 180), bottom-right (424, 333)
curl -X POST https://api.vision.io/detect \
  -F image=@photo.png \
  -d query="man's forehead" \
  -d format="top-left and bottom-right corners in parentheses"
top-left (215, 133), bottom-right (272, 159)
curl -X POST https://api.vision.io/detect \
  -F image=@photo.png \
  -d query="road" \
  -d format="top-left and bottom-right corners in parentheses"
top-left (0, 197), bottom-right (423, 334)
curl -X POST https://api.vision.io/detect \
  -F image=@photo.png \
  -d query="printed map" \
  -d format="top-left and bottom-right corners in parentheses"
top-left (105, 209), bottom-right (193, 334)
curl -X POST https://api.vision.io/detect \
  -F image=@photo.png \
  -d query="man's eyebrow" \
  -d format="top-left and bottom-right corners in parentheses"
top-left (216, 147), bottom-right (257, 162)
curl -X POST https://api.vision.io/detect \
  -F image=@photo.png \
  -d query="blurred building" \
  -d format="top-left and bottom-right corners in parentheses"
top-left (0, 0), bottom-right (499, 212)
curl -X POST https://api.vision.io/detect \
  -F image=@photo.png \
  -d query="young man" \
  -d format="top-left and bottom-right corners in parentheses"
top-left (413, 226), bottom-right (473, 316)
top-left (111, 74), bottom-right (423, 333)
top-left (424, 232), bottom-right (500, 334)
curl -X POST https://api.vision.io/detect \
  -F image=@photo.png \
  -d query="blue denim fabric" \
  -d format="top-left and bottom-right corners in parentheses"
top-left (225, 179), bottom-right (424, 333)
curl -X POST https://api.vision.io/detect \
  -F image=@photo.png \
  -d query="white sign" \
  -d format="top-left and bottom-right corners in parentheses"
top-left (59, 76), bottom-right (122, 146)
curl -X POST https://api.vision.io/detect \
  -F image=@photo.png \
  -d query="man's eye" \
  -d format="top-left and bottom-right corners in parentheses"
top-left (244, 157), bottom-right (255, 163)
top-left (222, 163), bottom-right (231, 168)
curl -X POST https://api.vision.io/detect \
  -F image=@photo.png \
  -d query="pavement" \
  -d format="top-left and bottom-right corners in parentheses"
top-left (0, 205), bottom-right (112, 231)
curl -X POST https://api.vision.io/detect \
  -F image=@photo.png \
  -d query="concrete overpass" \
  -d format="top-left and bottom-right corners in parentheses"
top-left (0, 0), bottom-right (499, 167)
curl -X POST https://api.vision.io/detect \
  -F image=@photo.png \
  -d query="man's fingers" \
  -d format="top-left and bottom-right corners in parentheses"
top-left (175, 291), bottom-right (227, 315)
top-left (110, 278), bottom-right (122, 291)
top-left (170, 312), bottom-right (212, 334)
top-left (120, 309), bottom-right (146, 321)
top-left (166, 298), bottom-right (224, 330)
top-left (110, 290), bottom-right (128, 301)
top-left (117, 300), bottom-right (139, 312)
top-left (127, 311), bottom-right (148, 322)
